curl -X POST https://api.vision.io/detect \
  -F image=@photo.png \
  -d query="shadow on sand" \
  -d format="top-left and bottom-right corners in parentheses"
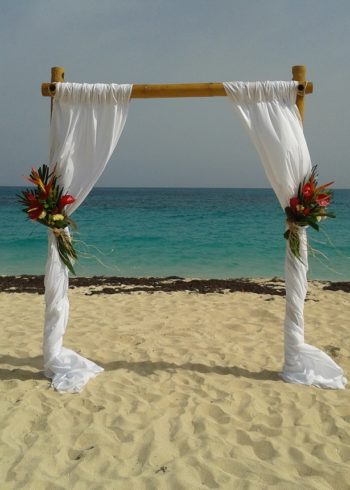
top-left (0, 355), bottom-right (281, 383)
top-left (94, 359), bottom-right (281, 382)
top-left (0, 355), bottom-right (45, 381)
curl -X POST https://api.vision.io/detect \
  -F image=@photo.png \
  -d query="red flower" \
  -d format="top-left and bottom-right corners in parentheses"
top-left (303, 208), bottom-right (311, 216)
top-left (59, 194), bottom-right (75, 209)
top-left (290, 197), bottom-right (299, 209)
top-left (302, 182), bottom-right (314, 199)
top-left (43, 169), bottom-right (57, 197)
top-left (316, 193), bottom-right (331, 207)
top-left (27, 206), bottom-right (44, 220)
top-left (23, 191), bottom-right (38, 204)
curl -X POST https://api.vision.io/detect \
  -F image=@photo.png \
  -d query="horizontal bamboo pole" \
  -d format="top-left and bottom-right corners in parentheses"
top-left (133, 83), bottom-right (227, 98)
top-left (41, 80), bottom-right (313, 98)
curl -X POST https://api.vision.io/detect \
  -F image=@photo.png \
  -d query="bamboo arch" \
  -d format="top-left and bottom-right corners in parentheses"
top-left (39, 65), bottom-right (350, 394)
top-left (41, 65), bottom-right (313, 123)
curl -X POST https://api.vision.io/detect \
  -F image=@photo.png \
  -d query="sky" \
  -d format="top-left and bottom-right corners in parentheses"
top-left (1, 0), bottom-right (349, 188)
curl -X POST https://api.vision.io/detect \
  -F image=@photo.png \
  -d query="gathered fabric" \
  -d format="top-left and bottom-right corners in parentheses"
top-left (44, 82), bottom-right (132, 392)
top-left (224, 81), bottom-right (346, 389)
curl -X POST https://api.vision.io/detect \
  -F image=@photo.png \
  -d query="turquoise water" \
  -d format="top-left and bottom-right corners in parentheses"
top-left (1, 187), bottom-right (349, 279)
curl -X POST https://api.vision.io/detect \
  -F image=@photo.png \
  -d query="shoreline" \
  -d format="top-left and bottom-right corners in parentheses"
top-left (1, 274), bottom-right (350, 295)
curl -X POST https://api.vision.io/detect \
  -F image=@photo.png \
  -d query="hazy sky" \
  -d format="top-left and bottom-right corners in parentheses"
top-left (1, 0), bottom-right (349, 187)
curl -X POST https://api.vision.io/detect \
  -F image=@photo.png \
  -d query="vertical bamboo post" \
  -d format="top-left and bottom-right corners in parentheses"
top-left (292, 65), bottom-right (306, 124)
top-left (50, 66), bottom-right (65, 117)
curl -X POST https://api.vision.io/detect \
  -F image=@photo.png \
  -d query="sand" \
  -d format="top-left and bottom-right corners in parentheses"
top-left (0, 279), bottom-right (349, 489)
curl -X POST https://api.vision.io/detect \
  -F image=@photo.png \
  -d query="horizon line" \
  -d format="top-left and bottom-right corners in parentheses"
top-left (2, 185), bottom-right (350, 190)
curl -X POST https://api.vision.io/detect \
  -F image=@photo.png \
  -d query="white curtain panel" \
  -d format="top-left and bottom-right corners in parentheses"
top-left (44, 82), bottom-right (132, 393)
top-left (224, 81), bottom-right (346, 389)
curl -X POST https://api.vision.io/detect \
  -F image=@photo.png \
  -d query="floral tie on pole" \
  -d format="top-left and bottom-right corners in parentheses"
top-left (17, 164), bottom-right (77, 274)
top-left (284, 165), bottom-right (335, 259)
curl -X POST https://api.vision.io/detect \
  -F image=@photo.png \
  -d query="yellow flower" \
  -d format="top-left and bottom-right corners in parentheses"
top-left (296, 204), bottom-right (304, 212)
top-left (52, 214), bottom-right (64, 221)
top-left (38, 210), bottom-right (46, 219)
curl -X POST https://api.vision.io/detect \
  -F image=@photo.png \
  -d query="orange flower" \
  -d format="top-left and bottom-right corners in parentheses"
top-left (315, 181), bottom-right (334, 193)
top-left (25, 168), bottom-right (46, 193)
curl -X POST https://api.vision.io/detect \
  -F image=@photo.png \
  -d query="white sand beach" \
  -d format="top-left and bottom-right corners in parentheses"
top-left (0, 280), bottom-right (349, 489)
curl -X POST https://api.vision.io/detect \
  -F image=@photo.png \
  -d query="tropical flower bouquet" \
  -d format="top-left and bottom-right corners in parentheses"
top-left (284, 165), bottom-right (335, 259)
top-left (17, 164), bottom-right (77, 274)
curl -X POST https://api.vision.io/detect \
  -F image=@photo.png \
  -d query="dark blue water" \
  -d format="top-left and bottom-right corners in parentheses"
top-left (1, 187), bottom-right (349, 279)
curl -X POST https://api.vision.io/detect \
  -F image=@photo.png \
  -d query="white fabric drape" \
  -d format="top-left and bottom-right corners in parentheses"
top-left (44, 82), bottom-right (132, 393)
top-left (224, 81), bottom-right (346, 389)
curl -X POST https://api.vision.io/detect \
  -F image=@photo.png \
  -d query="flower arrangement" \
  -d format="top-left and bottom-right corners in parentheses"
top-left (284, 166), bottom-right (335, 259)
top-left (17, 164), bottom-right (77, 274)
top-left (284, 165), bottom-right (335, 259)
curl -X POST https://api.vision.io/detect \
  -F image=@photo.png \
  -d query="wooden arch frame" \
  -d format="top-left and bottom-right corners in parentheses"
top-left (42, 65), bottom-right (313, 123)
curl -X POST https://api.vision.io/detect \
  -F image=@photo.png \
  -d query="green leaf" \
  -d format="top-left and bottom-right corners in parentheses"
top-left (297, 182), bottom-right (302, 201)
top-left (307, 220), bottom-right (319, 231)
top-left (284, 229), bottom-right (290, 240)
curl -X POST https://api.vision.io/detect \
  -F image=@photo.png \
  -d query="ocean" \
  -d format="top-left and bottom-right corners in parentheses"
top-left (1, 187), bottom-right (349, 280)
